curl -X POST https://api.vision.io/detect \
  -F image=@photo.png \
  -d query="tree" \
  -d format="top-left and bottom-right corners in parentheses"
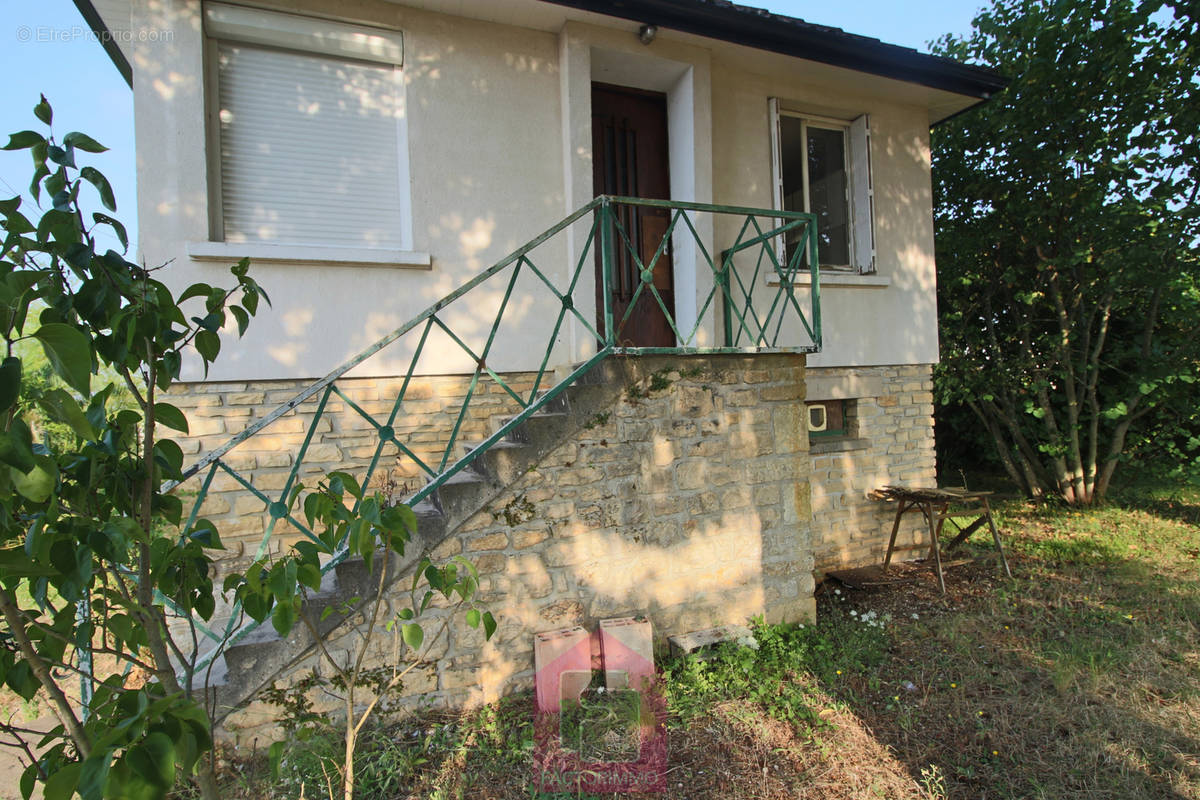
top-left (932, 0), bottom-right (1200, 504)
top-left (0, 97), bottom-right (270, 799)
top-left (0, 97), bottom-right (493, 800)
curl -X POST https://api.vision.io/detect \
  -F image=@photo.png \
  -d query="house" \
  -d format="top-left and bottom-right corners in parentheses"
top-left (79, 0), bottom-right (1004, 735)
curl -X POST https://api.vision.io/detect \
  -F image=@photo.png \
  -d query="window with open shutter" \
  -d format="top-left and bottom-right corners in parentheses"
top-left (770, 101), bottom-right (876, 274)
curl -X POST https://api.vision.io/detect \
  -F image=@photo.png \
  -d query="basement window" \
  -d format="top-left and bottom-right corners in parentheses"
top-left (808, 398), bottom-right (860, 440)
top-left (807, 399), bottom-right (867, 454)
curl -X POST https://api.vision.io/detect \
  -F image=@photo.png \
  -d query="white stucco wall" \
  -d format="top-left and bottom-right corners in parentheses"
top-left (709, 59), bottom-right (940, 369)
top-left (131, 0), bottom-right (943, 382)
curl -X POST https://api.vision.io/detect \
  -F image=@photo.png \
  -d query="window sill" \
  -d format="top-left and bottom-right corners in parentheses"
top-left (186, 241), bottom-right (432, 270)
top-left (768, 272), bottom-right (890, 288)
top-left (809, 437), bottom-right (870, 455)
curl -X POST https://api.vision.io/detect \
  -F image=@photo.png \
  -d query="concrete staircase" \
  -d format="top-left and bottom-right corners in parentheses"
top-left (206, 358), bottom-right (628, 720)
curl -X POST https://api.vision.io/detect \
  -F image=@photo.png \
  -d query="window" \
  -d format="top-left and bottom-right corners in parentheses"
top-left (204, 3), bottom-right (412, 252)
top-left (769, 101), bottom-right (874, 273)
top-left (807, 399), bottom-right (849, 439)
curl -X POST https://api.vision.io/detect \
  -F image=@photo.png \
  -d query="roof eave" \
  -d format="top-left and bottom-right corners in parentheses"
top-left (71, 0), bottom-right (133, 87)
top-left (540, 0), bottom-right (1007, 102)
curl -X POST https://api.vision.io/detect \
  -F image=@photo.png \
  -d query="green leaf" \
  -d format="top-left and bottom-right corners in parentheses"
top-left (194, 329), bottom-right (220, 365)
top-left (47, 145), bottom-right (75, 168)
top-left (20, 762), bottom-right (36, 800)
top-left (40, 388), bottom-right (96, 439)
top-left (382, 503), bottom-right (418, 536)
top-left (271, 596), bottom-right (297, 636)
top-left (268, 741), bottom-right (286, 781)
top-left (242, 287), bottom-right (259, 315)
top-left (327, 471), bottom-right (362, 500)
top-left (230, 305), bottom-right (250, 337)
top-left (465, 608), bottom-right (481, 628)
top-left (482, 611), bottom-right (497, 639)
top-left (63, 131), bottom-right (108, 153)
top-left (78, 750), bottom-right (113, 800)
top-left (402, 622), bottom-right (424, 651)
top-left (4, 660), bottom-right (39, 700)
top-left (127, 731), bottom-right (176, 788)
top-left (178, 283), bottom-right (214, 304)
top-left (34, 323), bottom-right (92, 396)
top-left (298, 562), bottom-right (322, 592)
top-left (2, 131), bottom-right (44, 151)
top-left (28, 163), bottom-right (49, 202)
top-left (191, 312), bottom-right (221, 332)
top-left (12, 456), bottom-right (56, 503)
top-left (151, 442), bottom-right (184, 485)
top-left (43, 169), bottom-right (67, 203)
top-left (268, 560), bottom-right (297, 600)
top-left (153, 402), bottom-right (189, 433)
top-left (92, 212), bottom-right (128, 251)
top-left (79, 166), bottom-right (116, 212)
top-left (41, 762), bottom-right (79, 800)
top-left (33, 96), bottom-right (52, 125)
top-left (242, 591), bottom-right (270, 623)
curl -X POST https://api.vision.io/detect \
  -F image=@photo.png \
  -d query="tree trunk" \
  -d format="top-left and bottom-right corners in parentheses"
top-left (969, 401), bottom-right (1030, 494)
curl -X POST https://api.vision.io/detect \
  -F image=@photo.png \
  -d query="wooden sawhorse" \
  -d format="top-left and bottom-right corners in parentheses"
top-left (876, 486), bottom-right (1012, 594)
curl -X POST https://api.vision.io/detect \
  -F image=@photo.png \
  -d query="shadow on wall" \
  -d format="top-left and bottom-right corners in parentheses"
top-left (398, 355), bottom-right (814, 708)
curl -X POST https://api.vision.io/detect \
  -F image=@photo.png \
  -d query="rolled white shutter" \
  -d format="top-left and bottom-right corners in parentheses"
top-left (849, 114), bottom-right (875, 273)
top-left (216, 44), bottom-right (406, 248)
top-left (205, 3), bottom-right (403, 66)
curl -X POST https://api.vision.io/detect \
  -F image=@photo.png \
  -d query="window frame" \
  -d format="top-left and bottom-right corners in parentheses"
top-left (201, 2), bottom-right (418, 260)
top-left (769, 99), bottom-right (875, 275)
top-left (807, 399), bottom-right (850, 440)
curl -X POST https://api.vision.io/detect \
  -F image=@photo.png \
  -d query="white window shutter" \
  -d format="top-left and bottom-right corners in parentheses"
top-left (768, 98), bottom-right (784, 212)
top-left (767, 97), bottom-right (788, 267)
top-left (216, 44), bottom-right (408, 248)
top-left (849, 114), bottom-right (875, 273)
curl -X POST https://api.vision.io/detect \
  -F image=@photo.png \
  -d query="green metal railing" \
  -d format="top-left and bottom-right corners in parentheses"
top-left (166, 196), bottom-right (821, 672)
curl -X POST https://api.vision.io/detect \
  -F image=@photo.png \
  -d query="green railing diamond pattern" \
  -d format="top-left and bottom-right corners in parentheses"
top-left (164, 196), bottom-right (821, 675)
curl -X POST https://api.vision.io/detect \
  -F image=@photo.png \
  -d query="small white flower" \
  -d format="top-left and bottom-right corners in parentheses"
top-left (850, 609), bottom-right (858, 616)
top-left (911, 613), bottom-right (920, 619)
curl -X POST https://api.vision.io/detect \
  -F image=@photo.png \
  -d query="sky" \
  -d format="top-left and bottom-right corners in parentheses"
top-left (0, 0), bottom-right (987, 255)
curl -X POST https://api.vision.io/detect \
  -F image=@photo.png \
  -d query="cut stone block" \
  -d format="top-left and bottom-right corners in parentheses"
top-left (667, 624), bottom-right (755, 659)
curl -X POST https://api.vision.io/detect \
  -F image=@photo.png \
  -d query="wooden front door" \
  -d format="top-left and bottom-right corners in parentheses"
top-left (591, 84), bottom-right (675, 348)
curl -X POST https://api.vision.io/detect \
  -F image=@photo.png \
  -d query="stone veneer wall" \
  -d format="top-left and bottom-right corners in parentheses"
top-left (806, 364), bottom-right (937, 572)
top-left (220, 354), bottom-right (815, 741)
top-left (168, 373), bottom-right (538, 571)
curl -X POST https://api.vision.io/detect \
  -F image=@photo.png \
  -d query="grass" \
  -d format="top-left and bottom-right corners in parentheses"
top-left (559, 684), bottom-right (643, 763)
top-left (180, 481), bottom-right (1199, 797)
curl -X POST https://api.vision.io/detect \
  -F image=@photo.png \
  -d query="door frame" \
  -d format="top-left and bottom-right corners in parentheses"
top-left (591, 82), bottom-right (675, 348)
top-left (558, 27), bottom-right (715, 360)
